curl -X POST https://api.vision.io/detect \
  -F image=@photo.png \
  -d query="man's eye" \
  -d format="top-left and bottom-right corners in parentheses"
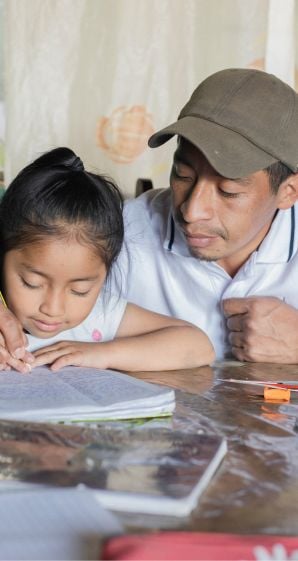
top-left (172, 166), bottom-right (192, 181)
top-left (219, 189), bottom-right (239, 198)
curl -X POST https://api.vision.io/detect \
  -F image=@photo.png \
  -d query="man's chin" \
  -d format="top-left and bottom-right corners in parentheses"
top-left (188, 247), bottom-right (221, 262)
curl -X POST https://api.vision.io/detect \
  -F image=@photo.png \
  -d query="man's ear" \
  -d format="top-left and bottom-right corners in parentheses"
top-left (277, 174), bottom-right (298, 209)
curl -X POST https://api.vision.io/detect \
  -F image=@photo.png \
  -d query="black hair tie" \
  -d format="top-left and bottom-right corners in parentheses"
top-left (71, 155), bottom-right (84, 172)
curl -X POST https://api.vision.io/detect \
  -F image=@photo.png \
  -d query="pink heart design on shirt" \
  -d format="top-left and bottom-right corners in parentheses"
top-left (92, 329), bottom-right (102, 342)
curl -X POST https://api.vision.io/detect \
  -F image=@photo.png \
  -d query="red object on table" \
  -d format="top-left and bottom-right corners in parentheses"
top-left (103, 531), bottom-right (298, 560)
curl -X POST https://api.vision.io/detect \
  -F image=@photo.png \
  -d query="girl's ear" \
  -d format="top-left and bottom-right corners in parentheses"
top-left (277, 174), bottom-right (298, 209)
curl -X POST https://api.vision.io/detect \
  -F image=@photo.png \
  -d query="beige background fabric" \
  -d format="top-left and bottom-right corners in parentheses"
top-left (2, 0), bottom-right (298, 195)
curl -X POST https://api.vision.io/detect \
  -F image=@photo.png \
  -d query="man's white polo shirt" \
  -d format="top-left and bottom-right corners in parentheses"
top-left (116, 188), bottom-right (298, 359)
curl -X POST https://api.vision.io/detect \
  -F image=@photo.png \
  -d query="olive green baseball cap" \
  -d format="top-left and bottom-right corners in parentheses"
top-left (148, 68), bottom-right (298, 178)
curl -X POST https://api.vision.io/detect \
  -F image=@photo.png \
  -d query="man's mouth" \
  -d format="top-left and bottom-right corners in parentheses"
top-left (182, 229), bottom-right (221, 249)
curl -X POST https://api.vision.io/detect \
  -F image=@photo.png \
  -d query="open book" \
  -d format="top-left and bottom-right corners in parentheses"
top-left (0, 366), bottom-right (175, 423)
top-left (7, 429), bottom-right (227, 518)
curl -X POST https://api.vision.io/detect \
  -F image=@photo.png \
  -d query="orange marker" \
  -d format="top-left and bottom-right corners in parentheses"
top-left (264, 386), bottom-right (291, 402)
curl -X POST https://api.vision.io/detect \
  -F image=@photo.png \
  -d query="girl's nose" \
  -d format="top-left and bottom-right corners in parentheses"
top-left (39, 290), bottom-right (65, 317)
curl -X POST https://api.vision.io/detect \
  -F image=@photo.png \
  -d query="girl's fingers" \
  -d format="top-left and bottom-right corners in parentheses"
top-left (0, 359), bottom-right (28, 373)
top-left (33, 352), bottom-right (59, 367)
top-left (0, 363), bottom-right (10, 370)
top-left (0, 306), bottom-right (27, 359)
top-left (0, 336), bottom-right (34, 372)
top-left (4, 350), bottom-right (32, 373)
top-left (33, 347), bottom-right (74, 367)
top-left (50, 352), bottom-right (83, 371)
top-left (0, 344), bottom-right (9, 363)
top-left (33, 342), bottom-right (72, 358)
top-left (7, 357), bottom-right (32, 373)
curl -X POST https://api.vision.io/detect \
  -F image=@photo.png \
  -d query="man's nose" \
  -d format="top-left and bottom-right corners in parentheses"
top-left (39, 289), bottom-right (65, 317)
top-left (180, 179), bottom-right (215, 223)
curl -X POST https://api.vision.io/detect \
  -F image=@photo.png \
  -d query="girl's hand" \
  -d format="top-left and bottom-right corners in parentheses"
top-left (0, 304), bottom-right (34, 371)
top-left (33, 341), bottom-right (107, 371)
top-left (0, 333), bottom-right (34, 373)
top-left (0, 341), bottom-right (11, 370)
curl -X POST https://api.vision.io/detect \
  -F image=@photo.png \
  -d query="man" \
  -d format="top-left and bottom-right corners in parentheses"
top-left (1, 68), bottom-right (298, 366)
top-left (119, 68), bottom-right (298, 362)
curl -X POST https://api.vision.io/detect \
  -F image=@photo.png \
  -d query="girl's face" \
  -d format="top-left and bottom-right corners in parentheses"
top-left (2, 238), bottom-right (107, 339)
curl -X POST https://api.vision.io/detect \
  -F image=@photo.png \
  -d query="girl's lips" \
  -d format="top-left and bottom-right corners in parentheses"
top-left (32, 319), bottom-right (64, 333)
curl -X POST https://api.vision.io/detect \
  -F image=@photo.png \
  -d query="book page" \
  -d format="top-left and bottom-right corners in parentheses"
top-left (0, 368), bottom-right (96, 414)
top-left (58, 368), bottom-right (174, 407)
top-left (0, 366), bottom-right (175, 421)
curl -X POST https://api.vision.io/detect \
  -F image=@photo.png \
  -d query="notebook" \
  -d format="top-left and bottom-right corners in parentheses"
top-left (0, 366), bottom-right (175, 423)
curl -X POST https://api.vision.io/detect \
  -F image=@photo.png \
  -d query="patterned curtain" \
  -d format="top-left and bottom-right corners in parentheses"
top-left (3, 0), bottom-right (298, 196)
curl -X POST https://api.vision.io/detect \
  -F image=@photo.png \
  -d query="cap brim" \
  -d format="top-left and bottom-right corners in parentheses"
top-left (148, 116), bottom-right (278, 178)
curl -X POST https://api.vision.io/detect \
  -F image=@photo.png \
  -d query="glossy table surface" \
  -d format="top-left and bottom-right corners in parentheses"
top-left (128, 361), bottom-right (298, 534)
top-left (1, 360), bottom-right (298, 535)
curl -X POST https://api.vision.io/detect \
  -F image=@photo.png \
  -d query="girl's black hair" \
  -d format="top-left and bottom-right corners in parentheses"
top-left (0, 147), bottom-right (124, 275)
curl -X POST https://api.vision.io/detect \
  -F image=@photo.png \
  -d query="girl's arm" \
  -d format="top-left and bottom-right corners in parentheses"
top-left (109, 303), bottom-right (215, 370)
top-left (33, 304), bottom-right (214, 371)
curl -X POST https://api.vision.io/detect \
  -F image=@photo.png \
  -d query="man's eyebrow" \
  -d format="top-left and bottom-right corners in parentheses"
top-left (173, 154), bottom-right (192, 167)
top-left (229, 176), bottom-right (253, 186)
top-left (173, 156), bottom-right (253, 185)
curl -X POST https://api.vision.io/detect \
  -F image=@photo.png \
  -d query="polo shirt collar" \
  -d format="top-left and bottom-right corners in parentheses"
top-left (256, 206), bottom-right (296, 264)
top-left (164, 208), bottom-right (193, 257)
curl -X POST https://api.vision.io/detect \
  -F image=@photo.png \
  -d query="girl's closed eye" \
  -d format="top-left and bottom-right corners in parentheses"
top-left (71, 289), bottom-right (91, 297)
top-left (70, 281), bottom-right (97, 297)
top-left (21, 277), bottom-right (41, 289)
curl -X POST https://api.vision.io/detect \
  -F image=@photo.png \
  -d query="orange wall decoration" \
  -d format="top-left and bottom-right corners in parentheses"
top-left (96, 106), bottom-right (155, 164)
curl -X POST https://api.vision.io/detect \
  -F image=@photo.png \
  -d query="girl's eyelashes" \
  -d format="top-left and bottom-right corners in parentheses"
top-left (21, 277), bottom-right (40, 289)
top-left (20, 275), bottom-right (92, 297)
top-left (70, 289), bottom-right (90, 297)
top-left (20, 277), bottom-right (90, 298)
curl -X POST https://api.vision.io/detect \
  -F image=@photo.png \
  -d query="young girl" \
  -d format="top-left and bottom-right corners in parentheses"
top-left (0, 148), bottom-right (214, 373)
